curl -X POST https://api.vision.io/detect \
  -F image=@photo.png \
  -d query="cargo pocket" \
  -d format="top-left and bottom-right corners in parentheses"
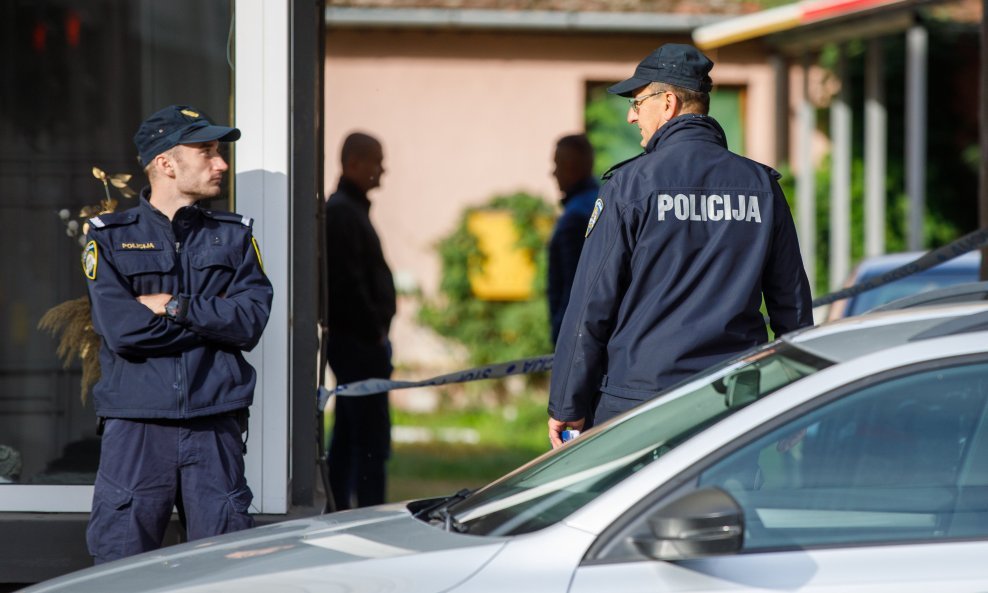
top-left (86, 473), bottom-right (134, 562)
top-left (218, 350), bottom-right (246, 385)
top-left (223, 484), bottom-right (254, 533)
top-left (114, 251), bottom-right (176, 295)
top-left (191, 247), bottom-right (238, 288)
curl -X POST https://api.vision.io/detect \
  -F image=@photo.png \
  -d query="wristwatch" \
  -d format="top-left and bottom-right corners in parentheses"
top-left (164, 297), bottom-right (181, 319)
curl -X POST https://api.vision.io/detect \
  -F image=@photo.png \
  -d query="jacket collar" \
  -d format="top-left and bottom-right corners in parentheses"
top-left (336, 176), bottom-right (371, 213)
top-left (645, 113), bottom-right (728, 153)
top-left (561, 176), bottom-right (599, 206)
top-left (139, 186), bottom-right (202, 227)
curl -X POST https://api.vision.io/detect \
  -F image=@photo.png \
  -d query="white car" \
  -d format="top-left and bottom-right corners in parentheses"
top-left (25, 303), bottom-right (988, 592)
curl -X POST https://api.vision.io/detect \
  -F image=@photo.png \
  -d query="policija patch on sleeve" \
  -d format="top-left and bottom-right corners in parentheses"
top-left (82, 240), bottom-right (98, 280)
top-left (585, 198), bottom-right (604, 237)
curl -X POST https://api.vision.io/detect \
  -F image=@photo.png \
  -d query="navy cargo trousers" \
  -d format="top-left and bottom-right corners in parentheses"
top-left (86, 415), bottom-right (253, 563)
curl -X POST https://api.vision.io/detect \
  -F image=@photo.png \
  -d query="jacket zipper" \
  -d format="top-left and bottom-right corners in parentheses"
top-left (172, 236), bottom-right (188, 415)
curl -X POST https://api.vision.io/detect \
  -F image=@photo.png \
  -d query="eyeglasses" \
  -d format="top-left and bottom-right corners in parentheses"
top-left (628, 90), bottom-right (667, 113)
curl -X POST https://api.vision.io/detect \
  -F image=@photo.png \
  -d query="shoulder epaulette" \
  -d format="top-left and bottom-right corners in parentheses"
top-left (88, 210), bottom-right (138, 230)
top-left (601, 151), bottom-right (646, 181)
top-left (741, 156), bottom-right (783, 182)
top-left (202, 209), bottom-right (253, 228)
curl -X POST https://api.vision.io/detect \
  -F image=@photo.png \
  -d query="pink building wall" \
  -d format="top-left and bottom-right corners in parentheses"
top-left (324, 29), bottom-right (779, 302)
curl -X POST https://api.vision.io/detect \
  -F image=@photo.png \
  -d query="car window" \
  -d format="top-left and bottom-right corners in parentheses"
top-left (450, 344), bottom-right (832, 536)
top-left (847, 271), bottom-right (977, 316)
top-left (698, 360), bottom-right (988, 550)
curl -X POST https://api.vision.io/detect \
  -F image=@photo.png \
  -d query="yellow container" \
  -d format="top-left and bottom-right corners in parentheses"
top-left (466, 210), bottom-right (536, 301)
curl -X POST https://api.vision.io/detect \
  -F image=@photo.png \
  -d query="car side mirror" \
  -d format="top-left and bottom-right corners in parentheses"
top-left (725, 369), bottom-right (760, 408)
top-left (631, 487), bottom-right (744, 561)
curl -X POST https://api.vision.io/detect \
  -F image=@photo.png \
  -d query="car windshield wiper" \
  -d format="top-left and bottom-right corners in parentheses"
top-left (413, 488), bottom-right (472, 533)
top-left (432, 505), bottom-right (469, 533)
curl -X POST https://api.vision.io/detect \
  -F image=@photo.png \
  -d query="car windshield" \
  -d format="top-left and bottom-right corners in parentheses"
top-left (448, 342), bottom-right (833, 536)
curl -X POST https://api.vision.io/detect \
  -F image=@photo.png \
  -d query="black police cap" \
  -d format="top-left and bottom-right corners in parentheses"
top-left (608, 44), bottom-right (714, 97)
top-left (134, 105), bottom-right (241, 167)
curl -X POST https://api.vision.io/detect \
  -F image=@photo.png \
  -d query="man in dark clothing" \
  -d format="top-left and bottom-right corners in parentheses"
top-left (324, 132), bottom-right (396, 509)
top-left (548, 45), bottom-right (813, 448)
top-left (84, 105), bottom-right (273, 562)
top-left (547, 134), bottom-right (599, 344)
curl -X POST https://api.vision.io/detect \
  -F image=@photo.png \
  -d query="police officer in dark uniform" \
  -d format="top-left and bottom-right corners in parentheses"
top-left (547, 133), bottom-right (599, 345)
top-left (83, 105), bottom-right (273, 561)
top-left (324, 132), bottom-right (396, 509)
top-left (548, 45), bottom-right (813, 448)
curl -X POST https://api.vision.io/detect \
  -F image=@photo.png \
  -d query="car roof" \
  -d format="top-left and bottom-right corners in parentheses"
top-left (786, 302), bottom-right (988, 363)
top-left (854, 250), bottom-right (981, 277)
top-left (871, 280), bottom-right (988, 312)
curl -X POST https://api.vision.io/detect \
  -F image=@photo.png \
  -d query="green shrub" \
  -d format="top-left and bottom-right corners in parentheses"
top-left (418, 193), bottom-right (555, 369)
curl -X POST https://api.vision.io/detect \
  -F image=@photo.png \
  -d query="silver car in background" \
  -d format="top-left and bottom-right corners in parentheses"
top-left (826, 250), bottom-right (981, 320)
top-left (25, 303), bottom-right (988, 592)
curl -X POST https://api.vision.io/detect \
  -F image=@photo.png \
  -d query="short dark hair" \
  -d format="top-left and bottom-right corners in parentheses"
top-left (650, 82), bottom-right (710, 115)
top-left (556, 133), bottom-right (594, 170)
top-left (340, 132), bottom-right (381, 167)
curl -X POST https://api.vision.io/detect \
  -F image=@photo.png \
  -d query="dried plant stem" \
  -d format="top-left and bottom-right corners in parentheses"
top-left (38, 296), bottom-right (101, 404)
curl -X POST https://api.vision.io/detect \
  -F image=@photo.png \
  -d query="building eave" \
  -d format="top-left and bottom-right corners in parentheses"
top-left (693, 0), bottom-right (940, 50)
top-left (326, 6), bottom-right (727, 33)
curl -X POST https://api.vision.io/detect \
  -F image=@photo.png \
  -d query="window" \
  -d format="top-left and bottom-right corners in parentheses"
top-left (709, 86), bottom-right (745, 156)
top-left (0, 0), bottom-right (231, 497)
top-left (698, 361), bottom-right (988, 549)
top-left (583, 82), bottom-right (747, 177)
top-left (584, 82), bottom-right (642, 177)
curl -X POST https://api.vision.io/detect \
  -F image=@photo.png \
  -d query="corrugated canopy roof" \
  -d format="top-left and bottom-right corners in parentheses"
top-left (326, 0), bottom-right (763, 32)
top-left (327, 0), bottom-right (759, 13)
top-left (693, 0), bottom-right (940, 51)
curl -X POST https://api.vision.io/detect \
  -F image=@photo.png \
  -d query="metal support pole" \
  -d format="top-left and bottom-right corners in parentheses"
top-left (797, 54), bottom-right (816, 288)
top-left (865, 38), bottom-right (887, 257)
top-left (906, 25), bottom-right (928, 251)
top-left (830, 44), bottom-right (852, 291)
top-left (980, 0), bottom-right (988, 280)
top-left (771, 53), bottom-right (790, 167)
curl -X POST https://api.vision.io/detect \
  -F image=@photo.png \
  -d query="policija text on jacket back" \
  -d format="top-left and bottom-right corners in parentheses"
top-left (547, 44), bottom-right (813, 448)
top-left (82, 105), bottom-right (273, 562)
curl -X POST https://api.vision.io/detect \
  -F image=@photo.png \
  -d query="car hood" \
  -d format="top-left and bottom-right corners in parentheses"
top-left (25, 503), bottom-right (507, 593)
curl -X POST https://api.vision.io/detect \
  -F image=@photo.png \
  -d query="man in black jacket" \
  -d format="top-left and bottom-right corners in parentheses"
top-left (548, 45), bottom-right (813, 448)
top-left (547, 134), bottom-right (599, 345)
top-left (325, 132), bottom-right (396, 508)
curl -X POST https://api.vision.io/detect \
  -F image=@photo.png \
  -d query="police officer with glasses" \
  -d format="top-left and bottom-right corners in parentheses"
top-left (548, 44), bottom-right (813, 448)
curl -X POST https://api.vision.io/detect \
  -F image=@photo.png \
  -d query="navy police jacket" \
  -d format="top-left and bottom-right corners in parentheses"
top-left (83, 190), bottom-right (273, 419)
top-left (548, 178), bottom-right (599, 344)
top-left (324, 177), bottom-right (396, 343)
top-left (549, 114), bottom-right (813, 423)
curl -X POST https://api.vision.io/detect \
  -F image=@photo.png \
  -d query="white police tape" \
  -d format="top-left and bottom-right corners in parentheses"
top-left (321, 354), bottom-right (553, 408)
top-left (322, 227), bottom-right (988, 407)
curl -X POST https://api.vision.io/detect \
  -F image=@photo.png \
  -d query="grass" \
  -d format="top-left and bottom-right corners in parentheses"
top-left (325, 385), bottom-right (552, 503)
top-left (388, 388), bottom-right (551, 502)
top-left (325, 381), bottom-right (549, 502)
top-left (387, 442), bottom-right (538, 501)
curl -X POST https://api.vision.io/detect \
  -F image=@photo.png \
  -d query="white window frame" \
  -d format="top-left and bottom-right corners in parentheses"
top-left (235, 0), bottom-right (291, 515)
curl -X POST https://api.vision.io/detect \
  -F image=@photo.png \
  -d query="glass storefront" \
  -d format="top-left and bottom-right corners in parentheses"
top-left (0, 0), bottom-right (233, 487)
